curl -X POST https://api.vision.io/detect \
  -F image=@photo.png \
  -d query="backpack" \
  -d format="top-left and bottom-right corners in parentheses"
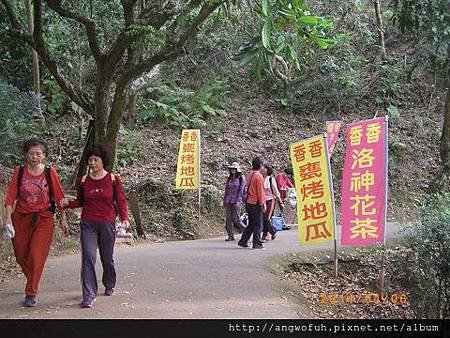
top-left (17, 163), bottom-right (56, 213)
top-left (78, 173), bottom-right (119, 215)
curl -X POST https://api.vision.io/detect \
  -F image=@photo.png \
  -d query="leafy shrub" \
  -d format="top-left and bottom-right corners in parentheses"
top-left (137, 77), bottom-right (230, 129)
top-left (0, 80), bottom-right (43, 167)
top-left (393, 193), bottom-right (450, 318)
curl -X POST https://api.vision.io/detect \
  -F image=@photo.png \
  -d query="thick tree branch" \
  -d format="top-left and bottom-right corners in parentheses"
top-left (115, 1), bottom-right (224, 90)
top-left (16, 0), bottom-right (94, 114)
top-left (107, 1), bottom-right (176, 72)
top-left (121, 0), bottom-right (139, 27)
top-left (44, 0), bottom-right (102, 61)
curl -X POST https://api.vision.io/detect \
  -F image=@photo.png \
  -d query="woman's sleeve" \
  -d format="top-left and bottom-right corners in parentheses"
top-left (288, 178), bottom-right (294, 188)
top-left (50, 167), bottom-right (66, 209)
top-left (272, 177), bottom-right (281, 199)
top-left (115, 176), bottom-right (129, 221)
top-left (223, 180), bottom-right (229, 201)
top-left (239, 176), bottom-right (246, 201)
top-left (4, 167), bottom-right (19, 207)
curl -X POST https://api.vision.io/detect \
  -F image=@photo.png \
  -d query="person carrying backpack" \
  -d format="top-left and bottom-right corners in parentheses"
top-left (261, 164), bottom-right (284, 241)
top-left (222, 162), bottom-right (245, 241)
top-left (65, 145), bottom-right (129, 308)
top-left (238, 157), bottom-right (266, 250)
top-left (4, 137), bottom-right (68, 307)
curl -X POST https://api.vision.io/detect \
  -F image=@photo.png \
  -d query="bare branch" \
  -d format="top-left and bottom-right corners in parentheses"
top-left (44, 0), bottom-right (102, 60)
top-left (131, 64), bottom-right (160, 93)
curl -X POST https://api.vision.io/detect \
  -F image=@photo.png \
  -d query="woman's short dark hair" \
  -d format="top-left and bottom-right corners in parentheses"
top-left (22, 137), bottom-right (47, 154)
top-left (284, 166), bottom-right (293, 175)
top-left (264, 164), bottom-right (273, 176)
top-left (86, 145), bottom-right (110, 167)
top-left (252, 157), bottom-right (263, 170)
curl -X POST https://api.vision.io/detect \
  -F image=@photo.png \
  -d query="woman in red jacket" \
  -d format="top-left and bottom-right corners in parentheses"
top-left (66, 145), bottom-right (129, 308)
top-left (4, 138), bottom-right (68, 307)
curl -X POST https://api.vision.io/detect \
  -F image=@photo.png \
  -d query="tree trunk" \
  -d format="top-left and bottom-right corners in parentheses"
top-left (106, 85), bottom-right (132, 170)
top-left (373, 0), bottom-right (386, 59)
top-left (431, 70), bottom-right (450, 191)
top-left (25, 0), bottom-right (44, 122)
top-left (127, 191), bottom-right (146, 238)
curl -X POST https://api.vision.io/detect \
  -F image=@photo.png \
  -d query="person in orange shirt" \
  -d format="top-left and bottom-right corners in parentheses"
top-left (4, 138), bottom-right (68, 307)
top-left (238, 157), bottom-right (266, 250)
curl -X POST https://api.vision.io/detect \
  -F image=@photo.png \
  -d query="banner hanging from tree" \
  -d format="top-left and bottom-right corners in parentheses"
top-left (175, 129), bottom-right (200, 190)
top-left (290, 135), bottom-right (336, 246)
top-left (341, 117), bottom-right (388, 246)
top-left (326, 121), bottom-right (344, 155)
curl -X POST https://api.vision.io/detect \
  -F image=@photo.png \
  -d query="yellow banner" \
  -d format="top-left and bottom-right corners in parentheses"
top-left (175, 129), bottom-right (200, 190)
top-left (289, 135), bottom-right (335, 245)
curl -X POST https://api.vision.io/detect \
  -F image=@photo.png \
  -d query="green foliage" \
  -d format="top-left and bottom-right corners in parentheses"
top-left (137, 77), bottom-right (230, 129)
top-left (0, 80), bottom-right (42, 166)
top-left (389, 137), bottom-right (407, 167)
top-left (393, 193), bottom-right (450, 318)
top-left (392, 0), bottom-right (450, 72)
top-left (42, 77), bottom-right (66, 115)
top-left (373, 60), bottom-right (409, 108)
top-left (232, 0), bottom-right (334, 82)
top-left (116, 127), bottom-right (142, 168)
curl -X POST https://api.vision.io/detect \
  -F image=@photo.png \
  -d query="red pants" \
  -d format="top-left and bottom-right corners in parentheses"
top-left (11, 211), bottom-right (54, 296)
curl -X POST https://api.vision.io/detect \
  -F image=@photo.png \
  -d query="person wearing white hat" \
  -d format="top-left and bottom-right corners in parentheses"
top-left (222, 162), bottom-right (245, 241)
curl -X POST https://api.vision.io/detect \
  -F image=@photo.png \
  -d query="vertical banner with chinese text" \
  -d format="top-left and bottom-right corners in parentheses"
top-left (290, 135), bottom-right (336, 246)
top-left (175, 129), bottom-right (200, 190)
top-left (326, 121), bottom-right (344, 155)
top-left (341, 117), bottom-right (388, 246)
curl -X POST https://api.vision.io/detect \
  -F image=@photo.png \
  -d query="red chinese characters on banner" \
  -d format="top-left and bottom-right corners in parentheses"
top-left (341, 117), bottom-right (387, 246)
top-left (176, 130), bottom-right (200, 189)
top-left (326, 121), bottom-right (343, 155)
top-left (290, 135), bottom-right (335, 245)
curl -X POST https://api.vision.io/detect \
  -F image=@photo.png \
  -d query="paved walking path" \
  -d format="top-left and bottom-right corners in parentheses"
top-left (0, 223), bottom-right (402, 318)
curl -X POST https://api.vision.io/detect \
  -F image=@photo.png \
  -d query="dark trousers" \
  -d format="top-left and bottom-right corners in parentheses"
top-left (225, 203), bottom-right (241, 238)
top-left (262, 199), bottom-right (277, 238)
top-left (239, 203), bottom-right (263, 248)
top-left (80, 220), bottom-right (116, 301)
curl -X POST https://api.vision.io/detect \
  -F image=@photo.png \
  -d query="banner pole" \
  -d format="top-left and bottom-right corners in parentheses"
top-left (198, 130), bottom-right (201, 228)
top-left (379, 115), bottom-right (389, 296)
top-left (323, 132), bottom-right (339, 279)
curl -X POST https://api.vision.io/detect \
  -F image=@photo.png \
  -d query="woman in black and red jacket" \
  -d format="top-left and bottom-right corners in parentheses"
top-left (66, 145), bottom-right (129, 308)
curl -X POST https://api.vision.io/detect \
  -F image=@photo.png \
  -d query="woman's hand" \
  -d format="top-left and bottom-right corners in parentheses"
top-left (121, 220), bottom-right (130, 229)
top-left (60, 211), bottom-right (69, 235)
top-left (60, 198), bottom-right (69, 208)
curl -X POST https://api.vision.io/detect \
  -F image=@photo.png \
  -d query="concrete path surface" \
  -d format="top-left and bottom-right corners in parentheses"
top-left (0, 223), bottom-right (402, 319)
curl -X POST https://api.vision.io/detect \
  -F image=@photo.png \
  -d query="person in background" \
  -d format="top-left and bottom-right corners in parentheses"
top-left (65, 145), bottom-right (129, 308)
top-left (223, 162), bottom-right (245, 241)
top-left (4, 137), bottom-right (68, 307)
top-left (261, 164), bottom-right (284, 241)
top-left (238, 157), bottom-right (266, 250)
top-left (276, 166), bottom-right (294, 201)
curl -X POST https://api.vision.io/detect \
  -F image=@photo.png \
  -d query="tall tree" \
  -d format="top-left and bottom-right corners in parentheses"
top-left (392, 0), bottom-right (450, 189)
top-left (24, 0), bottom-right (44, 122)
top-left (0, 0), bottom-right (231, 169)
top-left (373, 0), bottom-right (386, 59)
